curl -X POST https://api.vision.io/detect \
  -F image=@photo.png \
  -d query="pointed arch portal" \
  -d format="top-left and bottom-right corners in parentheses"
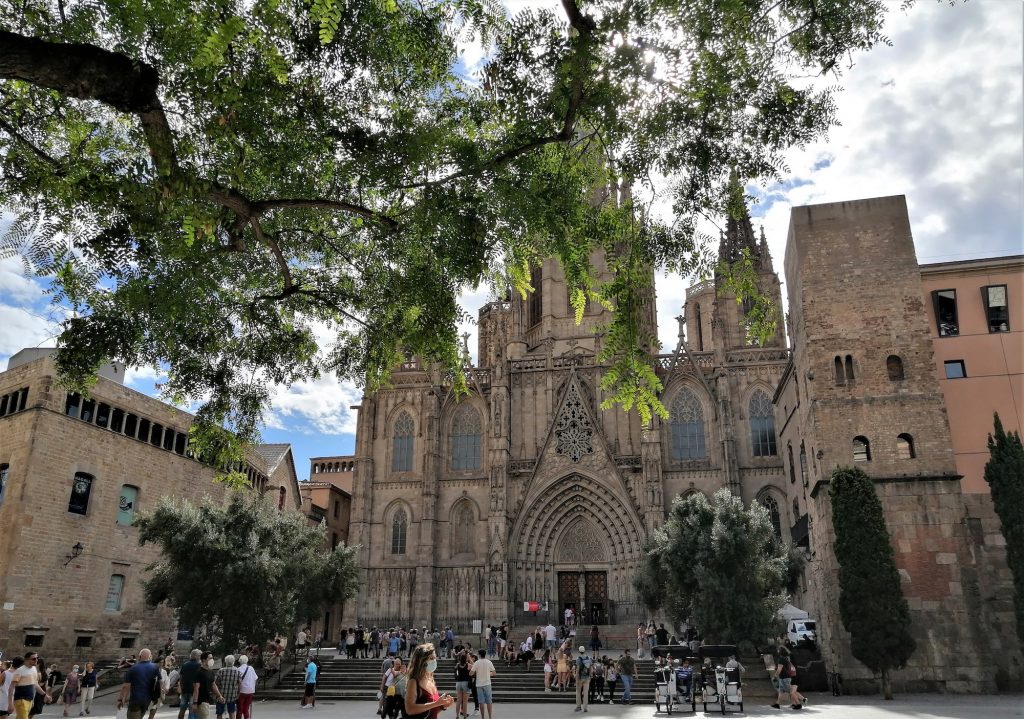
top-left (510, 473), bottom-right (646, 625)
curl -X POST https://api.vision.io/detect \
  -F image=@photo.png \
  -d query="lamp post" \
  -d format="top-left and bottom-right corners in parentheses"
top-left (64, 542), bottom-right (84, 566)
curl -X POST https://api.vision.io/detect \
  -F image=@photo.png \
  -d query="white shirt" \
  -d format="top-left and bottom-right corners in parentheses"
top-left (472, 659), bottom-right (496, 688)
top-left (0, 668), bottom-right (13, 711)
top-left (12, 665), bottom-right (38, 689)
top-left (544, 625), bottom-right (556, 641)
top-left (238, 665), bottom-right (257, 694)
top-left (297, 631), bottom-right (307, 645)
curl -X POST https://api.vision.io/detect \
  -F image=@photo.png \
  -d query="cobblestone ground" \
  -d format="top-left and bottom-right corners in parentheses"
top-left (73, 692), bottom-right (1023, 719)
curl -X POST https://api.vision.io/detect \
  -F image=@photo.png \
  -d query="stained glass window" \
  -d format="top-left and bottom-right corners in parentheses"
top-left (391, 509), bottom-right (408, 555)
top-left (670, 390), bottom-right (706, 460)
top-left (392, 412), bottom-right (414, 472)
top-left (749, 390), bottom-right (778, 457)
top-left (451, 406), bottom-right (482, 471)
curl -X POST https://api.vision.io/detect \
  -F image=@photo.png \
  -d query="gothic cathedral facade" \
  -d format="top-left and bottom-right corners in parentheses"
top-left (347, 205), bottom-right (791, 630)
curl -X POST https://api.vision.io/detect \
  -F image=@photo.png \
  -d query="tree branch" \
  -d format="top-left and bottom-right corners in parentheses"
top-left (253, 198), bottom-right (399, 230)
top-left (248, 218), bottom-right (293, 292)
top-left (0, 117), bottom-right (65, 172)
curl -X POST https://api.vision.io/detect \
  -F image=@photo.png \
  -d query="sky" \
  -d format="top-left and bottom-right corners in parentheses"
top-left (1, 0), bottom-right (1021, 480)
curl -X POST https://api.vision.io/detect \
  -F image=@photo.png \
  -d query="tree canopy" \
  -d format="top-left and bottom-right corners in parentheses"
top-left (635, 488), bottom-right (789, 646)
top-left (135, 491), bottom-right (359, 653)
top-left (1, 0), bottom-right (917, 454)
top-left (830, 466), bottom-right (915, 699)
top-left (984, 413), bottom-right (1024, 645)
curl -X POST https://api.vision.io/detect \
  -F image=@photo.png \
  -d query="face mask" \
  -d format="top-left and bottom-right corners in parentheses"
top-left (426, 659), bottom-right (438, 673)
top-left (207, 659), bottom-right (215, 668)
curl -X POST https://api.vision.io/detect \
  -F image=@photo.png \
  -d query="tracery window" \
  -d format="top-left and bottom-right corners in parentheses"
top-left (670, 390), bottom-right (706, 460)
top-left (451, 405), bottom-right (482, 471)
top-left (392, 411), bottom-right (414, 472)
top-left (452, 501), bottom-right (476, 555)
top-left (759, 494), bottom-right (783, 540)
top-left (391, 509), bottom-right (408, 555)
top-left (749, 389), bottom-right (778, 457)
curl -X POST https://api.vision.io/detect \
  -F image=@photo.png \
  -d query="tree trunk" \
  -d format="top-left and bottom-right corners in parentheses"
top-left (880, 668), bottom-right (893, 700)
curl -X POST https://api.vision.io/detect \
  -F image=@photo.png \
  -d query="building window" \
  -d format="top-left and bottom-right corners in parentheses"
top-left (799, 442), bottom-right (809, 486)
top-left (844, 355), bottom-right (855, 382)
top-left (749, 390), bottom-right (778, 457)
top-left (392, 412), bottom-right (414, 472)
top-left (68, 472), bottom-right (95, 515)
top-left (150, 423), bottom-right (163, 447)
top-left (174, 433), bottom-right (187, 455)
top-left (694, 304), bottom-right (704, 351)
top-left (110, 408), bottom-right (125, 433)
top-left (124, 413), bottom-right (138, 438)
top-left (1, 388), bottom-right (28, 416)
top-left (65, 393), bottom-right (81, 418)
top-left (983, 285), bottom-right (1010, 332)
top-left (451, 405), bottom-right (482, 471)
top-left (853, 436), bottom-right (871, 462)
top-left (759, 494), bottom-right (782, 540)
top-left (105, 574), bottom-right (125, 612)
top-left (391, 509), bottom-right (408, 555)
top-left (452, 501), bottom-right (476, 555)
top-left (896, 434), bottom-right (916, 460)
top-left (932, 289), bottom-right (959, 336)
top-left (669, 390), bottom-right (707, 460)
top-left (278, 486), bottom-right (286, 511)
top-left (944, 360), bottom-right (967, 379)
top-left (95, 403), bottom-right (110, 429)
top-left (787, 444), bottom-right (796, 484)
top-left (80, 398), bottom-right (95, 423)
top-left (833, 356), bottom-right (844, 386)
top-left (886, 355), bottom-right (905, 381)
top-left (117, 485), bottom-right (139, 526)
top-left (792, 497), bottom-right (800, 521)
top-left (333, 500), bottom-right (339, 519)
top-left (24, 635), bottom-right (43, 648)
top-left (75, 636), bottom-right (93, 648)
top-left (119, 637), bottom-right (136, 649)
top-left (528, 264), bottom-right (543, 327)
top-left (0, 463), bottom-right (8, 507)
top-left (331, 532), bottom-right (339, 550)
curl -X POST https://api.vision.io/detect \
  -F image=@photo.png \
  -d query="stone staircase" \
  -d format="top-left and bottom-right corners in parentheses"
top-left (261, 655), bottom-right (777, 704)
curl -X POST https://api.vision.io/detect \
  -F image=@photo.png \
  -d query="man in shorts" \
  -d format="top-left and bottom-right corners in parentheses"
top-left (299, 659), bottom-right (317, 709)
top-left (472, 649), bottom-right (496, 719)
top-left (10, 654), bottom-right (47, 719)
top-left (771, 651), bottom-right (798, 710)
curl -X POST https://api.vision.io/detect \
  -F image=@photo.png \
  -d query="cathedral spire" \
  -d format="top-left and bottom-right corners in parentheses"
top-left (718, 173), bottom-right (759, 266)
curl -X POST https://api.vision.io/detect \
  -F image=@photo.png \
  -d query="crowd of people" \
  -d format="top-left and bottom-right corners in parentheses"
top-left (334, 626), bottom-right (459, 660)
top-left (0, 655), bottom-right (100, 719)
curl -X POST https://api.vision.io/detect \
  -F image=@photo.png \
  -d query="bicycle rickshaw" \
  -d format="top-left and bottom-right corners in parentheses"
top-left (652, 645), bottom-right (697, 715)
top-left (698, 644), bottom-right (743, 714)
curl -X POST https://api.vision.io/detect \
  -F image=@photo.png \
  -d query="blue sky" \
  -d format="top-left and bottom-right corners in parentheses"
top-left (1, 0), bottom-right (1022, 480)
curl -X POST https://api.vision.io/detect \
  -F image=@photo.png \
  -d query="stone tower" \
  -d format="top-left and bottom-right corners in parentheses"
top-left (774, 195), bottom-right (1020, 692)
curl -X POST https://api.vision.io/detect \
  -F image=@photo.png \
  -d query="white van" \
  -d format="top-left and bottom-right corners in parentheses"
top-left (787, 619), bottom-right (817, 645)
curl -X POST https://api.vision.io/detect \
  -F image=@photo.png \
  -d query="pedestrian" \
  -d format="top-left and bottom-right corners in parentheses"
top-left (296, 628), bottom-right (308, 657)
top-left (470, 649), bottom-right (495, 719)
top-left (590, 657), bottom-right (604, 703)
top-left (636, 624), bottom-right (646, 659)
top-left (191, 652), bottom-right (226, 719)
top-left (555, 650), bottom-right (569, 692)
top-left (299, 658), bottom-right (317, 709)
top-left (118, 649), bottom-right (161, 719)
top-left (588, 626), bottom-right (601, 657)
top-left (177, 650), bottom-right (203, 719)
top-left (166, 661), bottom-right (180, 714)
top-left (616, 649), bottom-right (635, 705)
top-left (371, 628), bottom-right (382, 660)
top-left (235, 656), bottom-right (256, 719)
top-left (543, 622), bottom-right (557, 652)
top-left (215, 656), bottom-right (240, 719)
top-left (573, 646), bottom-right (592, 713)
top-left (466, 652), bottom-right (479, 716)
top-left (403, 644), bottom-right (453, 719)
top-left (148, 658), bottom-right (170, 719)
top-left (605, 660), bottom-right (617, 704)
top-left (454, 653), bottom-right (471, 719)
top-left (12, 653), bottom-right (49, 719)
top-left (379, 657), bottom-right (405, 719)
top-left (78, 662), bottom-right (97, 717)
top-left (542, 651), bottom-right (553, 693)
top-left (60, 665), bottom-right (81, 717)
top-left (1, 659), bottom-right (13, 719)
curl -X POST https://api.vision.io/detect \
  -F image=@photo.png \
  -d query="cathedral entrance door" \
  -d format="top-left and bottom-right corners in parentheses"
top-left (557, 570), bottom-right (610, 625)
top-left (557, 571), bottom-right (580, 621)
top-left (585, 571), bottom-right (608, 626)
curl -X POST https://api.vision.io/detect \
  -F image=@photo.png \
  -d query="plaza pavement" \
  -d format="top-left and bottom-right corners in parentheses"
top-left (71, 690), bottom-right (1023, 719)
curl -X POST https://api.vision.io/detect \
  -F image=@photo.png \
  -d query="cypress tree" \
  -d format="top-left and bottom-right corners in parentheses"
top-left (984, 413), bottom-right (1024, 644)
top-left (830, 467), bottom-right (915, 699)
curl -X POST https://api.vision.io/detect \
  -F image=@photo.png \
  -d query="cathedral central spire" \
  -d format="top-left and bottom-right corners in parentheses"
top-left (718, 173), bottom-right (760, 266)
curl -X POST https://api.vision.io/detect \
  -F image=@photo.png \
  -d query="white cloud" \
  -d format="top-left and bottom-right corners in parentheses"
top-left (0, 304), bottom-right (60, 358)
top-left (266, 373), bottom-right (363, 436)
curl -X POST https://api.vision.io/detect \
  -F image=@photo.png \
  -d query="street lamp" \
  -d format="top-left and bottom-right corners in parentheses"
top-left (64, 542), bottom-right (84, 566)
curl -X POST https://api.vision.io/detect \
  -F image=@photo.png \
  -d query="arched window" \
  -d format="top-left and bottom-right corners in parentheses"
top-left (391, 509), bottom-right (408, 555)
top-left (392, 412), bottom-right (414, 472)
top-left (799, 442), bottom-right (809, 485)
top-left (853, 436), bottom-right (871, 462)
top-left (669, 390), bottom-right (706, 460)
top-left (845, 355), bottom-right (855, 382)
top-left (759, 494), bottom-right (782, 539)
top-left (117, 485), bottom-right (138, 526)
top-left (749, 390), bottom-right (778, 457)
top-left (887, 355), bottom-right (905, 381)
top-left (68, 472), bottom-right (94, 515)
top-left (452, 502), bottom-right (476, 555)
top-left (896, 433), bottom-right (916, 460)
top-left (834, 356), bottom-right (845, 386)
top-left (451, 405), bottom-right (482, 471)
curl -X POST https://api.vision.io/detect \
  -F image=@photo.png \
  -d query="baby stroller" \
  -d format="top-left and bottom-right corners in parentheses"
top-left (698, 645), bottom-right (743, 714)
